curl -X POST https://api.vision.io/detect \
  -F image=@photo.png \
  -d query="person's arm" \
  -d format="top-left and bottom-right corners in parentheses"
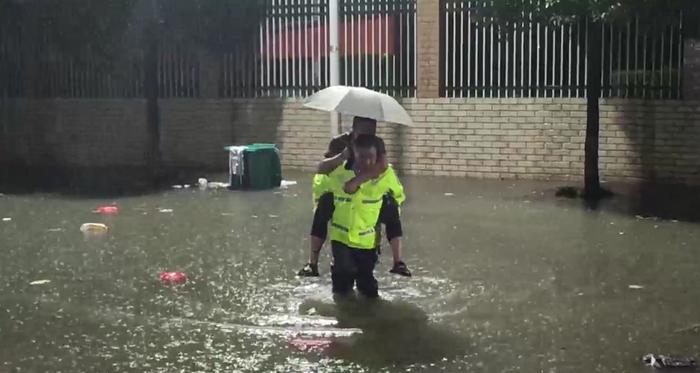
top-left (386, 168), bottom-right (406, 205)
top-left (342, 156), bottom-right (388, 194)
top-left (317, 147), bottom-right (349, 175)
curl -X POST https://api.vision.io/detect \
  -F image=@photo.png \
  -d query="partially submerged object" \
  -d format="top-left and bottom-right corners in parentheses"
top-left (643, 354), bottom-right (697, 370)
top-left (288, 338), bottom-right (333, 353)
top-left (80, 223), bottom-right (108, 234)
top-left (94, 205), bottom-right (119, 215)
top-left (159, 271), bottom-right (187, 285)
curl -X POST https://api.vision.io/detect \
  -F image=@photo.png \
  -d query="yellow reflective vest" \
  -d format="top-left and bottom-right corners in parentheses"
top-left (312, 174), bottom-right (330, 209)
top-left (327, 163), bottom-right (405, 249)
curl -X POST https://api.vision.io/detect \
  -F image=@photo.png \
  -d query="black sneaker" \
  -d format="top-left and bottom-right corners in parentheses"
top-left (390, 261), bottom-right (412, 277)
top-left (298, 263), bottom-right (319, 277)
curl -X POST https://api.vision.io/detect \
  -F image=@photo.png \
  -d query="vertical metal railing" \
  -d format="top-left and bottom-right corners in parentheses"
top-left (441, 0), bottom-right (684, 99)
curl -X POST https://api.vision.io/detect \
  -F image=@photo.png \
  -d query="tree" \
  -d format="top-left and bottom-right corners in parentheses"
top-left (476, 0), bottom-right (698, 200)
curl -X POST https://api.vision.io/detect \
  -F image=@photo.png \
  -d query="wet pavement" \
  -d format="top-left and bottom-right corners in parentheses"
top-left (1, 172), bottom-right (699, 372)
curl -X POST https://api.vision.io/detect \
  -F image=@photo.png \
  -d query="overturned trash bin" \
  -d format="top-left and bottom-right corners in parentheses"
top-left (226, 144), bottom-right (282, 190)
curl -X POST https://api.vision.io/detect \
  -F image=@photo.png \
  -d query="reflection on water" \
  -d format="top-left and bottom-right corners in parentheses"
top-left (1, 172), bottom-right (700, 372)
top-left (297, 296), bottom-right (470, 367)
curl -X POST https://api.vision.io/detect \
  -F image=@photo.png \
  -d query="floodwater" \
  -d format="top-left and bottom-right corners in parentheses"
top-left (1, 172), bottom-right (699, 372)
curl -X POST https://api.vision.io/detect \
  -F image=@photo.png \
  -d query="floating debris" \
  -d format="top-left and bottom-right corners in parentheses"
top-left (628, 285), bottom-right (644, 290)
top-left (47, 228), bottom-right (64, 232)
top-left (289, 338), bottom-right (333, 353)
top-left (94, 205), bottom-right (119, 215)
top-left (172, 185), bottom-right (183, 189)
top-left (207, 182), bottom-right (229, 189)
top-left (642, 354), bottom-right (697, 369)
top-left (80, 223), bottom-right (108, 234)
top-left (158, 208), bottom-right (173, 213)
top-left (268, 214), bottom-right (279, 218)
top-left (160, 272), bottom-right (187, 285)
top-left (444, 193), bottom-right (454, 196)
top-left (2, 217), bottom-right (11, 222)
top-left (29, 279), bottom-right (51, 286)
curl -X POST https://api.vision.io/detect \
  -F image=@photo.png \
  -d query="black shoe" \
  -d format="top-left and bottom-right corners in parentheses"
top-left (298, 263), bottom-right (319, 277)
top-left (390, 261), bottom-right (412, 277)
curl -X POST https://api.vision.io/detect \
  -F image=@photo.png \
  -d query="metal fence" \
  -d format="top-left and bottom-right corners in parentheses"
top-left (158, 46), bottom-right (200, 98)
top-left (222, 0), bottom-right (417, 98)
top-left (441, 0), bottom-right (684, 99)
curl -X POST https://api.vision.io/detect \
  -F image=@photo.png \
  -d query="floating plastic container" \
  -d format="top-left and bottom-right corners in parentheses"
top-left (80, 223), bottom-right (108, 234)
top-left (159, 272), bottom-right (187, 285)
top-left (94, 205), bottom-right (119, 215)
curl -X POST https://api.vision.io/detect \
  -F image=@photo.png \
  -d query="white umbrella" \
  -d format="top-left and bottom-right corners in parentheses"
top-left (303, 86), bottom-right (413, 126)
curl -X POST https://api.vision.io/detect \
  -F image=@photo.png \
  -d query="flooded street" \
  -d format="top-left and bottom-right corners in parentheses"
top-left (1, 172), bottom-right (699, 372)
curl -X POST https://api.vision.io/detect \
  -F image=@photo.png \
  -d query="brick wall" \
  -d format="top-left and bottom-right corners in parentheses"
top-left (600, 99), bottom-right (700, 184)
top-left (227, 98), bottom-right (700, 185)
top-left (2, 98), bottom-right (699, 185)
top-left (0, 99), bottom-right (148, 167)
top-left (160, 99), bottom-right (236, 168)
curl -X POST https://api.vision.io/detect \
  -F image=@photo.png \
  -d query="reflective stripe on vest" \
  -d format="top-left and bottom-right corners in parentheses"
top-left (331, 222), bottom-right (375, 237)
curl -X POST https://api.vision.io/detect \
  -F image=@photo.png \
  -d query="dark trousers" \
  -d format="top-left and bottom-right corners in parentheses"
top-left (310, 193), bottom-right (403, 243)
top-left (331, 241), bottom-right (378, 298)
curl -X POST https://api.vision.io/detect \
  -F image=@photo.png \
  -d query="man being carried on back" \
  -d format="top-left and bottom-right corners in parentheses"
top-left (298, 117), bottom-right (411, 281)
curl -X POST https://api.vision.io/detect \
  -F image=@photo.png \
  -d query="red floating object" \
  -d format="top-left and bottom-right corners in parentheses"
top-left (289, 338), bottom-right (333, 353)
top-left (159, 271), bottom-right (187, 284)
top-left (94, 205), bottom-right (119, 215)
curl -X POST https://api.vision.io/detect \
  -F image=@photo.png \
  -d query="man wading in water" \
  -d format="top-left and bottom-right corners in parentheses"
top-left (298, 117), bottom-right (411, 282)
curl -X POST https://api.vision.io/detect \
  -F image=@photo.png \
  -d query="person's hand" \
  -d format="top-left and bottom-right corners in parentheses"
top-left (298, 263), bottom-right (319, 277)
top-left (390, 261), bottom-right (411, 277)
top-left (361, 157), bottom-right (388, 180)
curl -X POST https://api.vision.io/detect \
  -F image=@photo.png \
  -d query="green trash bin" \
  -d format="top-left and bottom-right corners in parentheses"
top-left (243, 143), bottom-right (282, 190)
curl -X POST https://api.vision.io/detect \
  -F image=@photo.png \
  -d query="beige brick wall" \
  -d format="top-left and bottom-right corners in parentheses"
top-left (227, 97), bottom-right (700, 185)
top-left (2, 98), bottom-right (699, 185)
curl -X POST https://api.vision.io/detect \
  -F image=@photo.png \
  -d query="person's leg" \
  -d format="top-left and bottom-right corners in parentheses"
top-left (308, 193), bottom-right (334, 259)
top-left (330, 241), bottom-right (356, 296)
top-left (378, 195), bottom-right (403, 263)
top-left (354, 248), bottom-right (379, 298)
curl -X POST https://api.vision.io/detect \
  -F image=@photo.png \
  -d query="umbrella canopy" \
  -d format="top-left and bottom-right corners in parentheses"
top-left (303, 86), bottom-right (413, 126)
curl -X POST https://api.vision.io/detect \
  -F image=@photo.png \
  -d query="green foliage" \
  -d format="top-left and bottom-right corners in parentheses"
top-left (476, 0), bottom-right (696, 29)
